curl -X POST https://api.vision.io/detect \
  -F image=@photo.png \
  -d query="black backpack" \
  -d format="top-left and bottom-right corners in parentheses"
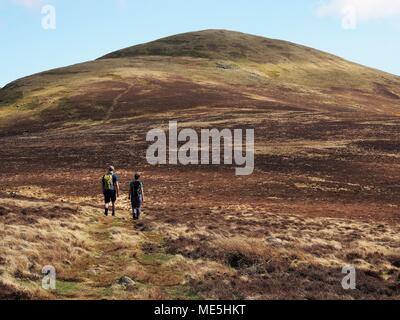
top-left (131, 180), bottom-right (142, 197)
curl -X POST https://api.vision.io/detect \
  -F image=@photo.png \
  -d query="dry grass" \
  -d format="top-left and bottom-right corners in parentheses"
top-left (1, 179), bottom-right (399, 300)
top-left (212, 236), bottom-right (278, 267)
top-left (0, 190), bottom-right (93, 299)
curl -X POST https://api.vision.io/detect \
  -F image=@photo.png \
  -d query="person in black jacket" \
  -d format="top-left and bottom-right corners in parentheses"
top-left (129, 172), bottom-right (144, 221)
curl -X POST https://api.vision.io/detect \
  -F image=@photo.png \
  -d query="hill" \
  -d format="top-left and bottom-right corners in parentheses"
top-left (1, 30), bottom-right (400, 300)
top-left (1, 29), bottom-right (400, 136)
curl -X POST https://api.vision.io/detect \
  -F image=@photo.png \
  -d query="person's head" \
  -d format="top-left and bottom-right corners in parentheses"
top-left (108, 165), bottom-right (115, 173)
top-left (134, 173), bottom-right (141, 180)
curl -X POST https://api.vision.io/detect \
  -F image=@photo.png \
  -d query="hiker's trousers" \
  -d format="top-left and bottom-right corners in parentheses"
top-left (131, 196), bottom-right (142, 220)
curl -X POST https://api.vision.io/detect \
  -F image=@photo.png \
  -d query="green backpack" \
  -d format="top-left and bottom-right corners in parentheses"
top-left (103, 174), bottom-right (114, 191)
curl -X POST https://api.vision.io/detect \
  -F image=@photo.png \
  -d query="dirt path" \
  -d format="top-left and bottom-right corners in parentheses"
top-left (51, 204), bottom-right (138, 299)
top-left (104, 84), bottom-right (134, 121)
top-left (50, 202), bottom-right (199, 300)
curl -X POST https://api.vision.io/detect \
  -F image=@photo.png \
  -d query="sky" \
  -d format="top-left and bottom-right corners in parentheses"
top-left (0, 0), bottom-right (400, 87)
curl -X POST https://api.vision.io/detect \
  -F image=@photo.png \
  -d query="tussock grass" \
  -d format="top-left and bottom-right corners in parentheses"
top-left (213, 236), bottom-right (276, 267)
top-left (0, 189), bottom-right (94, 299)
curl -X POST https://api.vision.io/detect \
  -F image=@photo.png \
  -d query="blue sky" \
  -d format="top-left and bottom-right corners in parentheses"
top-left (1, 0), bottom-right (400, 87)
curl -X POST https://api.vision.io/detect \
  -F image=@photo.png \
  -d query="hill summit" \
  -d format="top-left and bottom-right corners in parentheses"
top-left (100, 29), bottom-right (342, 64)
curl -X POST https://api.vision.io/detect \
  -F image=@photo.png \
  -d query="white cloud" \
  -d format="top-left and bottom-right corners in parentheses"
top-left (316, 0), bottom-right (400, 22)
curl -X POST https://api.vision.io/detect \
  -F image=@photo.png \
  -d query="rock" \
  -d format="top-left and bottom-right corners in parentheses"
top-left (88, 268), bottom-right (97, 276)
top-left (267, 237), bottom-right (283, 245)
top-left (10, 192), bottom-right (17, 198)
top-left (118, 276), bottom-right (136, 287)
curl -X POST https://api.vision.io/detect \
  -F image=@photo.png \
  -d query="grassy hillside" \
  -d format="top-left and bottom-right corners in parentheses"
top-left (1, 29), bottom-right (399, 136)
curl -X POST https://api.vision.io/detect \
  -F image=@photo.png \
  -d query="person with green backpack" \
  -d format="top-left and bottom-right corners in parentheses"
top-left (101, 166), bottom-right (120, 216)
top-left (129, 173), bottom-right (144, 220)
